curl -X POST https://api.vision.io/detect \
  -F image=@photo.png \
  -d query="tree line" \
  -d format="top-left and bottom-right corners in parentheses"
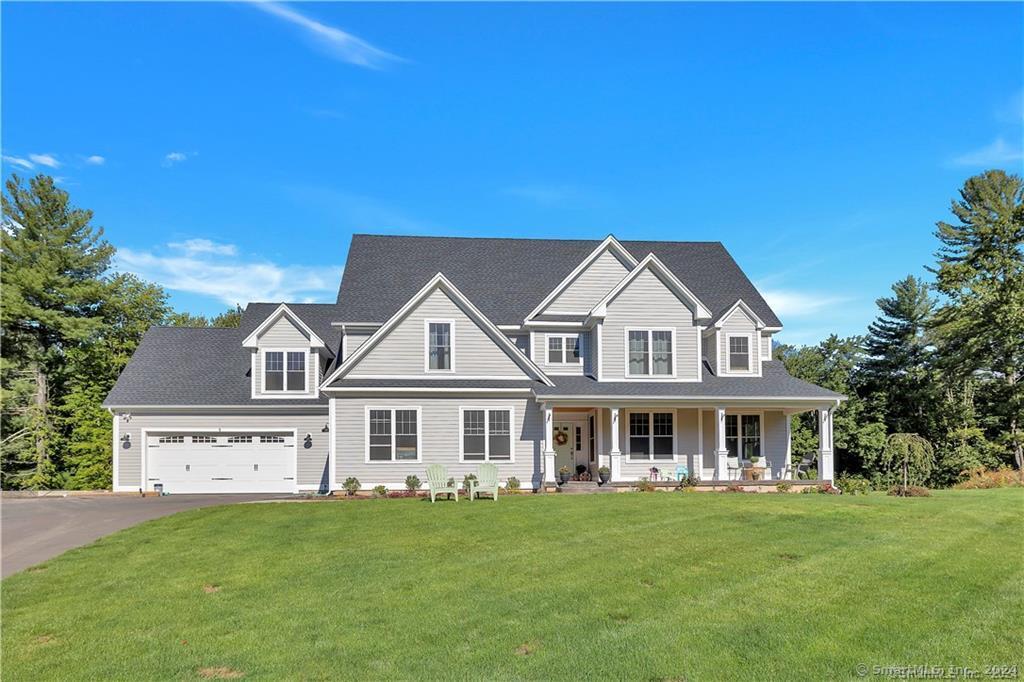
top-left (2, 170), bottom-right (1021, 490)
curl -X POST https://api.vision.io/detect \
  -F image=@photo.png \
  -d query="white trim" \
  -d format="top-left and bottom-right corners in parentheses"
top-left (536, 395), bottom-right (846, 404)
top-left (423, 318), bottom-right (456, 373)
top-left (458, 405), bottom-right (516, 463)
top-left (325, 374), bottom-right (530, 381)
top-left (105, 404), bottom-right (329, 410)
top-left (521, 320), bottom-right (589, 329)
top-left (364, 406), bottom-right (423, 464)
top-left (320, 273), bottom-right (553, 388)
top-left (543, 333), bottom-right (583, 366)
top-left (324, 387), bottom-right (533, 394)
top-left (710, 299), bottom-right (766, 330)
top-left (623, 327), bottom-right (678, 380)
top-left (111, 411), bottom-right (122, 491)
top-left (328, 398), bottom-right (337, 492)
top-left (724, 333), bottom-right (755, 375)
top-left (524, 235), bottom-right (638, 321)
top-left (242, 303), bottom-right (325, 349)
top-left (623, 408), bottom-right (678, 463)
top-left (723, 410), bottom-right (766, 466)
top-left (259, 348), bottom-right (315, 397)
top-left (595, 321), bottom-right (604, 381)
top-left (588, 253), bottom-right (712, 320)
top-left (141, 427), bottom-right (299, 494)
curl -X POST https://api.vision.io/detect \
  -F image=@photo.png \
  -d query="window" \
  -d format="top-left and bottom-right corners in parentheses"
top-left (367, 408), bottom-right (420, 462)
top-left (725, 414), bottom-right (761, 461)
top-left (158, 435), bottom-right (184, 444)
top-left (426, 321), bottom-right (452, 371)
top-left (626, 329), bottom-right (674, 377)
top-left (462, 408), bottom-right (513, 461)
top-left (546, 335), bottom-right (580, 364)
top-left (264, 350), bottom-right (307, 392)
top-left (259, 435), bottom-right (285, 444)
top-left (227, 435), bottom-right (253, 444)
top-left (628, 412), bottom-right (674, 460)
top-left (191, 435), bottom-right (216, 444)
top-left (728, 336), bottom-right (750, 372)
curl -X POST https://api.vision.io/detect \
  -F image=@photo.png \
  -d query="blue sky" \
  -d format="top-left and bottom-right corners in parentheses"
top-left (3, 2), bottom-right (1022, 346)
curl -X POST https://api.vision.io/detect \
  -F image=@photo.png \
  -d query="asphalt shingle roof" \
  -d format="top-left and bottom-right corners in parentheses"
top-left (335, 234), bottom-right (782, 327)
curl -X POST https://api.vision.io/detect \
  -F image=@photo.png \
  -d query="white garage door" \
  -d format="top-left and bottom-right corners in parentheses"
top-left (146, 432), bottom-right (296, 493)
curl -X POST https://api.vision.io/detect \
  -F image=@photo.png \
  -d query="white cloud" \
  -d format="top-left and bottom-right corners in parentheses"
top-left (114, 241), bottom-right (340, 306)
top-left (3, 155), bottom-right (34, 170)
top-left (951, 138), bottom-right (1024, 167)
top-left (168, 238), bottom-right (238, 256)
top-left (162, 151), bottom-right (190, 166)
top-left (252, 2), bottom-right (401, 69)
top-left (85, 155), bottom-right (106, 165)
top-left (28, 153), bottom-right (60, 168)
top-left (759, 289), bottom-right (851, 318)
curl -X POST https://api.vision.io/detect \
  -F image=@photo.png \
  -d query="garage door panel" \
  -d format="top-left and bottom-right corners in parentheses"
top-left (146, 432), bottom-right (295, 493)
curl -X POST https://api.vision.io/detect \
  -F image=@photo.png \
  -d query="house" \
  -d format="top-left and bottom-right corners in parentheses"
top-left (104, 234), bottom-right (843, 493)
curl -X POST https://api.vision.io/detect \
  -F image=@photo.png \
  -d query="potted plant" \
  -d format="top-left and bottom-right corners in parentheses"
top-left (558, 465), bottom-right (571, 485)
top-left (749, 456), bottom-right (762, 480)
top-left (343, 476), bottom-right (360, 497)
top-left (598, 465), bottom-right (611, 485)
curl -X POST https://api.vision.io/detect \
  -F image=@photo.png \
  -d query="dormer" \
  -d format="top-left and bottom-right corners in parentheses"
top-left (705, 299), bottom-right (767, 378)
top-left (243, 304), bottom-right (326, 399)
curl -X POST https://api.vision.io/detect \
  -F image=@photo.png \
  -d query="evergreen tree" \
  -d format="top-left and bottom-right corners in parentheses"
top-left (930, 170), bottom-right (1024, 470)
top-left (931, 380), bottom-right (1000, 486)
top-left (1, 175), bottom-right (115, 488)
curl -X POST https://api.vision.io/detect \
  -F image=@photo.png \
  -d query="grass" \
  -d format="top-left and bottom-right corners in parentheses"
top-left (3, 489), bottom-right (1022, 680)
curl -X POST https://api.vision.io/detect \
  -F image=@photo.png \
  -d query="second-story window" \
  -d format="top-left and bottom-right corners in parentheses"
top-left (728, 336), bottom-right (750, 372)
top-left (547, 335), bottom-right (580, 364)
top-left (427, 321), bottom-right (452, 371)
top-left (627, 329), bottom-right (674, 377)
top-left (265, 350), bottom-right (306, 391)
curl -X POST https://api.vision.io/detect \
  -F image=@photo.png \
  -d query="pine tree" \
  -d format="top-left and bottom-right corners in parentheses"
top-left (930, 170), bottom-right (1024, 471)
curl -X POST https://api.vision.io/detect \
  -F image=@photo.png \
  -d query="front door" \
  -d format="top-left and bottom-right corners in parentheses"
top-left (553, 421), bottom-right (588, 478)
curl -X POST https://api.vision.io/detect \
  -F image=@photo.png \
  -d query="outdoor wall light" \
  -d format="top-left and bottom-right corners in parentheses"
top-left (321, 424), bottom-right (330, 433)
top-left (121, 434), bottom-right (131, 449)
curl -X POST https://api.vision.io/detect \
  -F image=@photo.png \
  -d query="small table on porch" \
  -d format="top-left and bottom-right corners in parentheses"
top-left (741, 466), bottom-right (767, 481)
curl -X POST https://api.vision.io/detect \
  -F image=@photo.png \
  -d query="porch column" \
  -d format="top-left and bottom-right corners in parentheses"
top-left (543, 404), bottom-right (556, 484)
top-left (609, 407), bottom-right (622, 481)
top-left (818, 406), bottom-right (834, 483)
top-left (715, 406), bottom-right (729, 480)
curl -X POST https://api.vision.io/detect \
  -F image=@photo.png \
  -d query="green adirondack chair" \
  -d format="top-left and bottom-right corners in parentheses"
top-left (426, 464), bottom-right (458, 502)
top-left (469, 463), bottom-right (499, 501)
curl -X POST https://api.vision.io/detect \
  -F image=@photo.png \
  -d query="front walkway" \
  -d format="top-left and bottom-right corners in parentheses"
top-left (1, 492), bottom-right (290, 578)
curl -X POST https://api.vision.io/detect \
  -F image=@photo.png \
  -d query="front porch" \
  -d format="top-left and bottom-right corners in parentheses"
top-left (538, 402), bottom-right (837, 486)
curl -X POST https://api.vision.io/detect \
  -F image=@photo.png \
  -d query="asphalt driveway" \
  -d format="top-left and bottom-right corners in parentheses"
top-left (1, 493), bottom-right (290, 578)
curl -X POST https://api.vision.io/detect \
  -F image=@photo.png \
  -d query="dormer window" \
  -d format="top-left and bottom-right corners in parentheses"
top-left (425, 320), bottom-right (454, 372)
top-left (546, 335), bottom-right (581, 364)
top-left (626, 328), bottom-right (675, 377)
top-left (728, 336), bottom-right (750, 372)
top-left (264, 350), bottom-right (307, 392)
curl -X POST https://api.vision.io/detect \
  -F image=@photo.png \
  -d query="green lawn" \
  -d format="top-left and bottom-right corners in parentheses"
top-left (3, 489), bottom-right (1022, 680)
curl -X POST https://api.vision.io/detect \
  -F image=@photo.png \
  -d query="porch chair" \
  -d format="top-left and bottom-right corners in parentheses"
top-left (784, 454), bottom-right (816, 481)
top-left (426, 464), bottom-right (458, 502)
top-left (674, 465), bottom-right (688, 481)
top-left (469, 463), bottom-right (500, 502)
top-left (727, 462), bottom-right (744, 481)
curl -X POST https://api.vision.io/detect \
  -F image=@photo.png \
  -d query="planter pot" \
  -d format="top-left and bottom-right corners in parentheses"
top-left (558, 473), bottom-right (571, 485)
top-left (598, 472), bottom-right (610, 484)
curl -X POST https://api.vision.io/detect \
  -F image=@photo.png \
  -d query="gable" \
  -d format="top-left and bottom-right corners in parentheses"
top-left (258, 315), bottom-right (310, 347)
top-left (540, 248), bottom-right (633, 314)
top-left (718, 306), bottom-right (760, 375)
top-left (345, 287), bottom-right (533, 379)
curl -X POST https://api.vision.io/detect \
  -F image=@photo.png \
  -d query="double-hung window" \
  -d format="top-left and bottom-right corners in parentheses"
top-left (626, 329), bottom-right (674, 377)
top-left (547, 335), bottom-right (580, 364)
top-left (367, 408), bottom-right (420, 462)
top-left (628, 412), bottom-right (675, 460)
top-left (461, 407), bottom-right (513, 461)
top-left (725, 414), bottom-right (761, 461)
top-left (264, 350), bottom-right (306, 391)
top-left (728, 336), bottom-right (750, 372)
top-left (426, 321), bottom-right (453, 371)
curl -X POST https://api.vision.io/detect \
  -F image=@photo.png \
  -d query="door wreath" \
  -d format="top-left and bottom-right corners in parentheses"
top-left (554, 430), bottom-right (569, 446)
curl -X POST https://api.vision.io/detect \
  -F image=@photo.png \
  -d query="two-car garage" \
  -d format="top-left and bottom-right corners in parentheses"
top-left (144, 431), bottom-right (297, 494)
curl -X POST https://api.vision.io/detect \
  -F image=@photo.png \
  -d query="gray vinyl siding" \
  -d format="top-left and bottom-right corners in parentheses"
top-left (719, 307), bottom-right (760, 375)
top-left (764, 410), bottom-right (788, 478)
top-left (257, 315), bottom-right (310, 346)
top-left (114, 411), bottom-right (330, 491)
top-left (761, 333), bottom-right (772, 361)
top-left (601, 268), bottom-right (700, 381)
top-left (348, 288), bottom-right (529, 378)
top-left (344, 331), bottom-right (373, 360)
top-left (702, 409), bottom-right (716, 471)
top-left (541, 248), bottom-right (631, 314)
top-left (703, 330), bottom-right (717, 373)
top-left (614, 408), bottom-right (700, 480)
top-left (333, 397), bottom-right (542, 489)
top-left (534, 329), bottom-right (588, 377)
top-left (252, 348), bottom-right (318, 397)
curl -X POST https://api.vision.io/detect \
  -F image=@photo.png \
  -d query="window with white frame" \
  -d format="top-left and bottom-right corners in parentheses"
top-left (627, 329), bottom-right (674, 376)
top-left (628, 412), bottom-right (674, 460)
top-left (427, 321), bottom-right (453, 371)
top-left (191, 435), bottom-right (216, 444)
top-left (728, 336), bottom-right (750, 372)
top-left (264, 350), bottom-right (307, 391)
top-left (158, 435), bottom-right (184, 444)
top-left (367, 408), bottom-right (420, 461)
top-left (227, 435), bottom-right (253, 444)
top-left (461, 408), bottom-right (513, 461)
top-left (547, 335), bottom-right (581, 364)
top-left (259, 435), bottom-right (285, 444)
top-left (725, 414), bottom-right (761, 461)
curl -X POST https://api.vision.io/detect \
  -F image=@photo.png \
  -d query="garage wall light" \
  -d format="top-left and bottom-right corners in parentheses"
top-left (121, 434), bottom-right (131, 449)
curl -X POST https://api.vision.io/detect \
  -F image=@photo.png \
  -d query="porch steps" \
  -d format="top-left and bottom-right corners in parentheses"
top-left (556, 481), bottom-right (615, 494)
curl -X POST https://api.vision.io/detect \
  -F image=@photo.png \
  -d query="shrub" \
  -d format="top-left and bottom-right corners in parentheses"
top-left (405, 475), bottom-right (422, 492)
top-left (775, 481), bottom-right (793, 493)
top-left (802, 467), bottom-right (818, 481)
top-left (505, 476), bottom-right (521, 493)
top-left (679, 474), bottom-right (700, 488)
top-left (836, 474), bottom-right (871, 496)
top-left (598, 465), bottom-right (610, 475)
top-left (342, 477), bottom-right (360, 496)
top-left (800, 485), bottom-right (817, 494)
top-left (816, 483), bottom-right (840, 495)
top-left (372, 485), bottom-right (388, 498)
top-left (888, 485), bottom-right (931, 497)
top-left (635, 477), bottom-right (656, 492)
top-left (955, 467), bottom-right (1024, 489)
top-left (463, 473), bottom-right (478, 491)
top-left (387, 490), bottom-right (417, 498)
top-left (722, 483), bottom-right (746, 493)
